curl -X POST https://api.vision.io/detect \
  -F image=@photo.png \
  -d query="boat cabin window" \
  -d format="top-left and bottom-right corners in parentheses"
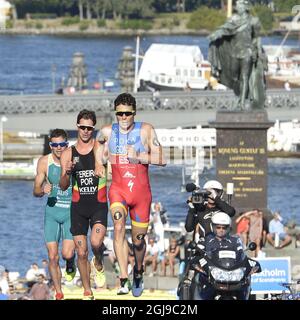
top-left (155, 76), bottom-right (159, 82)
top-left (168, 78), bottom-right (172, 84)
top-left (161, 76), bottom-right (165, 83)
top-left (183, 69), bottom-right (188, 76)
top-left (198, 70), bottom-right (202, 77)
top-left (190, 70), bottom-right (195, 77)
top-left (176, 69), bottom-right (181, 76)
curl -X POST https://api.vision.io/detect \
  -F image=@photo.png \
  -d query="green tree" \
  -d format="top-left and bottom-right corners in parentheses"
top-left (274, 0), bottom-right (299, 13)
top-left (125, 0), bottom-right (154, 18)
top-left (89, 0), bottom-right (109, 19)
top-left (107, 0), bottom-right (123, 19)
top-left (187, 6), bottom-right (226, 30)
top-left (251, 5), bottom-right (274, 32)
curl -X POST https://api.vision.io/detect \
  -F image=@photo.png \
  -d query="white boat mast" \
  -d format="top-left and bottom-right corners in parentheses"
top-left (276, 12), bottom-right (300, 58)
top-left (133, 35), bottom-right (140, 93)
top-left (227, 0), bottom-right (232, 18)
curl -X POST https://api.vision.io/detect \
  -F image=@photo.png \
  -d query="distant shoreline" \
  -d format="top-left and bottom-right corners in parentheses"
top-left (1, 23), bottom-right (294, 38)
top-left (0, 28), bottom-right (210, 37)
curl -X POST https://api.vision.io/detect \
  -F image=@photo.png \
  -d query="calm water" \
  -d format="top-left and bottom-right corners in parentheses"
top-left (0, 34), bottom-right (299, 94)
top-left (0, 158), bottom-right (300, 275)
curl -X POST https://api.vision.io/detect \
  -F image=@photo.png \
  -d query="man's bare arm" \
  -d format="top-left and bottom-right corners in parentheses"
top-left (135, 124), bottom-right (166, 166)
top-left (94, 126), bottom-right (110, 177)
top-left (59, 148), bottom-right (72, 191)
top-left (33, 156), bottom-right (48, 197)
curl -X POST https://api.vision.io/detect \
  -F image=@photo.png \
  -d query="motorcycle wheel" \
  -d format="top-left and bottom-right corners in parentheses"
top-left (180, 283), bottom-right (191, 300)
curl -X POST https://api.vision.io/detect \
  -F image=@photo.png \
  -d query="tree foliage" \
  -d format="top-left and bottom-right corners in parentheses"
top-left (187, 6), bottom-right (226, 30)
top-left (251, 5), bottom-right (274, 32)
top-left (273, 0), bottom-right (299, 13)
top-left (11, 0), bottom-right (292, 26)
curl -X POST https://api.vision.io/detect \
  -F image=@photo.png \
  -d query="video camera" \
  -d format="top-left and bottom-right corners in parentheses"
top-left (186, 183), bottom-right (211, 204)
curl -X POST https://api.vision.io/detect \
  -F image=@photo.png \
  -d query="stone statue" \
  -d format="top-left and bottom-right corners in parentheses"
top-left (208, 0), bottom-right (268, 110)
top-left (116, 46), bottom-right (135, 92)
top-left (67, 52), bottom-right (88, 91)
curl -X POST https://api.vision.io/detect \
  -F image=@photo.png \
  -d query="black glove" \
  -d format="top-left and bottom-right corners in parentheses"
top-left (188, 207), bottom-right (198, 218)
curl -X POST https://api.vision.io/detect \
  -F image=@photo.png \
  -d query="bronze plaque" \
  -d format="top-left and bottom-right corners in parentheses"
top-left (211, 111), bottom-right (273, 213)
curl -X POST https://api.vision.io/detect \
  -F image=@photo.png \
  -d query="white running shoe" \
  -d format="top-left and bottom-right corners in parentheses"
top-left (117, 278), bottom-right (132, 295)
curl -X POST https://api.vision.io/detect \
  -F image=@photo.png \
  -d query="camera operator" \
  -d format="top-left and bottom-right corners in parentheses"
top-left (185, 180), bottom-right (235, 240)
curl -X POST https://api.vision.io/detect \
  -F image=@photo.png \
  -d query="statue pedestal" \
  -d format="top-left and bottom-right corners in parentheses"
top-left (210, 110), bottom-right (273, 214)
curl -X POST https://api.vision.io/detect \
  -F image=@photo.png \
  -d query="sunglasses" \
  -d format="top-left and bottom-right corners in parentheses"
top-left (77, 124), bottom-right (95, 131)
top-left (49, 141), bottom-right (68, 148)
top-left (216, 226), bottom-right (228, 230)
top-left (115, 111), bottom-right (134, 117)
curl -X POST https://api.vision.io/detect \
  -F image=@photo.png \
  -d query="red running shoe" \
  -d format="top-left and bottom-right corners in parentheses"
top-left (55, 292), bottom-right (64, 300)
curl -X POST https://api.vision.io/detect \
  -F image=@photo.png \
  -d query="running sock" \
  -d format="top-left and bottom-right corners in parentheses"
top-left (65, 254), bottom-right (75, 272)
top-left (120, 278), bottom-right (129, 287)
top-left (92, 243), bottom-right (105, 270)
top-left (133, 239), bottom-right (146, 272)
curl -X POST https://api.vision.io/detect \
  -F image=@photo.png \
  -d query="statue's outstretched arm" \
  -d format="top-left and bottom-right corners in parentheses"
top-left (208, 16), bottom-right (238, 42)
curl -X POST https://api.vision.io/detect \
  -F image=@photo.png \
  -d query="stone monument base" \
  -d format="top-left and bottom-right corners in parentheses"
top-left (210, 110), bottom-right (273, 215)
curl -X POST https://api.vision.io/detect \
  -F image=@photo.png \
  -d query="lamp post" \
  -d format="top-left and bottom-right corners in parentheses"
top-left (0, 116), bottom-right (8, 162)
top-left (51, 64), bottom-right (57, 93)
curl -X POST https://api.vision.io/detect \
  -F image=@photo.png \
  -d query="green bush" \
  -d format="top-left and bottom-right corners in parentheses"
top-left (172, 16), bottom-right (181, 27)
top-left (118, 19), bottom-right (153, 30)
top-left (35, 21), bottom-right (43, 29)
top-left (274, 0), bottom-right (299, 13)
top-left (25, 21), bottom-right (34, 29)
top-left (5, 20), bottom-right (14, 29)
top-left (30, 13), bottom-right (57, 19)
top-left (251, 5), bottom-right (274, 32)
top-left (61, 16), bottom-right (80, 26)
top-left (159, 20), bottom-right (170, 28)
top-left (187, 6), bottom-right (226, 31)
top-left (97, 19), bottom-right (106, 28)
top-left (79, 21), bottom-right (90, 31)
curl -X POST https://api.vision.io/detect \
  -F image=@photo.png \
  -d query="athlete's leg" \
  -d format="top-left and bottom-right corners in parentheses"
top-left (129, 192), bottom-right (151, 273)
top-left (61, 216), bottom-right (76, 274)
top-left (90, 223), bottom-right (106, 271)
top-left (62, 239), bottom-right (76, 278)
top-left (111, 204), bottom-right (129, 279)
top-left (131, 225), bottom-right (148, 272)
top-left (90, 223), bottom-right (107, 288)
top-left (131, 225), bottom-right (148, 297)
top-left (73, 235), bottom-right (92, 293)
top-left (46, 242), bottom-right (63, 295)
top-left (44, 211), bottom-right (63, 296)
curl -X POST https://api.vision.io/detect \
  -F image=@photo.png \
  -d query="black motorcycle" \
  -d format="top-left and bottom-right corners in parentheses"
top-left (178, 241), bottom-right (261, 300)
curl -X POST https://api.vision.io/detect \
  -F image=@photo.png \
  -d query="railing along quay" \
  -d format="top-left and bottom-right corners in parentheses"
top-left (0, 89), bottom-right (300, 115)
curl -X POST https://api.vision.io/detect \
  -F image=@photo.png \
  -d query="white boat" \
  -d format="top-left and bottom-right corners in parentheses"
top-left (137, 43), bottom-right (211, 91)
top-left (264, 45), bottom-right (300, 78)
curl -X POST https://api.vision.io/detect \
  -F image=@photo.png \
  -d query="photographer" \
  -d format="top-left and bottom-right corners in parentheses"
top-left (185, 180), bottom-right (235, 240)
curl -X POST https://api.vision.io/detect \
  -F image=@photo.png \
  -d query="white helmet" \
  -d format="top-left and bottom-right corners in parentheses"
top-left (211, 211), bottom-right (231, 226)
top-left (203, 180), bottom-right (223, 198)
top-left (203, 180), bottom-right (223, 190)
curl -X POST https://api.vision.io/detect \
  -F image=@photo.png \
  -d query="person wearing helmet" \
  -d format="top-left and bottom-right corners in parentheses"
top-left (211, 211), bottom-right (231, 239)
top-left (205, 211), bottom-right (244, 256)
top-left (185, 211), bottom-right (251, 300)
top-left (185, 180), bottom-right (235, 240)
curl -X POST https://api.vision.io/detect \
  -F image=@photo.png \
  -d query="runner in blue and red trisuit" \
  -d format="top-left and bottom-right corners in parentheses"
top-left (94, 93), bottom-right (166, 297)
